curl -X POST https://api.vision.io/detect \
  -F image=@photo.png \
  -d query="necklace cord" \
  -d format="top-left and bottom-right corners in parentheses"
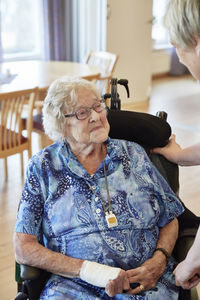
top-left (103, 161), bottom-right (112, 213)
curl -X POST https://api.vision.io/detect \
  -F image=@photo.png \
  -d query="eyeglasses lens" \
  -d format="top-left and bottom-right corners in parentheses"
top-left (76, 101), bottom-right (105, 120)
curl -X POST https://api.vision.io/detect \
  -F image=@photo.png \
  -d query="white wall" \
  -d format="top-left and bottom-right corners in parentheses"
top-left (106, 0), bottom-right (153, 102)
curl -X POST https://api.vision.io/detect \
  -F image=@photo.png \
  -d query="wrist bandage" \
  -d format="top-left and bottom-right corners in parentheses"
top-left (80, 260), bottom-right (121, 287)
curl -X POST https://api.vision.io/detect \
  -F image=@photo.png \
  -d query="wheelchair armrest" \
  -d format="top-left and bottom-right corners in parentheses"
top-left (20, 264), bottom-right (42, 281)
top-left (17, 265), bottom-right (51, 300)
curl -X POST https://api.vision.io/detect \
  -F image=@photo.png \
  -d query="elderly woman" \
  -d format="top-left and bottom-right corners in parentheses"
top-left (14, 76), bottom-right (184, 299)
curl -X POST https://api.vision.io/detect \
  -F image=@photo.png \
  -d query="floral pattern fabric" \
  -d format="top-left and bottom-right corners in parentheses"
top-left (15, 138), bottom-right (184, 299)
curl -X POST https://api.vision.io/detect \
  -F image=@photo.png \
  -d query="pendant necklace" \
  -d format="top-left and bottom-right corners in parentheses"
top-left (101, 160), bottom-right (118, 228)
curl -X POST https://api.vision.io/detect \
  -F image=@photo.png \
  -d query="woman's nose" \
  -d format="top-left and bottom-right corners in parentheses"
top-left (89, 109), bottom-right (101, 122)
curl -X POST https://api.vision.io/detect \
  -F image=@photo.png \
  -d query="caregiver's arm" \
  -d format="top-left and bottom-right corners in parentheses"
top-left (126, 218), bottom-right (178, 295)
top-left (152, 134), bottom-right (200, 166)
top-left (174, 225), bottom-right (200, 289)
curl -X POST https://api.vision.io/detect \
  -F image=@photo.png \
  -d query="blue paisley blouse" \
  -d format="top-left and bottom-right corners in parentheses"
top-left (15, 138), bottom-right (184, 300)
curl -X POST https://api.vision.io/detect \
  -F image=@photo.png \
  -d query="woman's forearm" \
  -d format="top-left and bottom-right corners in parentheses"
top-left (153, 219), bottom-right (178, 262)
top-left (14, 232), bottom-right (128, 293)
top-left (14, 232), bottom-right (84, 278)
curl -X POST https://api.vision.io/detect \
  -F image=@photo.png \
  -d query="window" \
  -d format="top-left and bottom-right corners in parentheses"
top-left (0, 0), bottom-right (44, 61)
top-left (152, 0), bottom-right (171, 49)
top-left (72, 0), bottom-right (106, 63)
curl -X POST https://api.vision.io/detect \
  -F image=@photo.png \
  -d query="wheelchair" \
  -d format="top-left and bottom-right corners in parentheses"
top-left (15, 79), bottom-right (200, 300)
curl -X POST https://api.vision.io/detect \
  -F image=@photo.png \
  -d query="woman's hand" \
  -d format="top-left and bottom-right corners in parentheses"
top-left (125, 256), bottom-right (166, 295)
top-left (105, 269), bottom-right (131, 297)
top-left (173, 260), bottom-right (200, 289)
top-left (125, 219), bottom-right (178, 295)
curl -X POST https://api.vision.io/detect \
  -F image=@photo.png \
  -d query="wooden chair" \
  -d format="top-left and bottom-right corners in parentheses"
top-left (21, 87), bottom-right (53, 150)
top-left (34, 87), bottom-right (53, 149)
top-left (0, 88), bottom-right (38, 180)
top-left (85, 51), bottom-right (119, 95)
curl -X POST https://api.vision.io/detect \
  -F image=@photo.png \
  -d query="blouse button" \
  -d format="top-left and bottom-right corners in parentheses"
top-left (92, 185), bottom-right (96, 190)
top-left (95, 197), bottom-right (99, 202)
top-left (96, 208), bottom-right (101, 214)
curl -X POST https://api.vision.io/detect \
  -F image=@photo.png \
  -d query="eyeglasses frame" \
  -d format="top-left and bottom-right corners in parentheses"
top-left (64, 99), bottom-right (106, 120)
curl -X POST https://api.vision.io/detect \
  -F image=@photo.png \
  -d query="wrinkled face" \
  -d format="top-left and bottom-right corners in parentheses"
top-left (174, 41), bottom-right (200, 80)
top-left (65, 87), bottom-right (110, 146)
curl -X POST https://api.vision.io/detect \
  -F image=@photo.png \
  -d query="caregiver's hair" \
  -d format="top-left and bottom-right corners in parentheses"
top-left (42, 76), bottom-right (101, 141)
top-left (164, 0), bottom-right (200, 49)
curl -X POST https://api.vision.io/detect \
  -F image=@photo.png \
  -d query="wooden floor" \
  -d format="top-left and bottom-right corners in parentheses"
top-left (1, 75), bottom-right (200, 299)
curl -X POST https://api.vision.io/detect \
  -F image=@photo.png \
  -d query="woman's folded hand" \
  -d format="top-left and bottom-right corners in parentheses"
top-left (105, 269), bottom-right (131, 297)
top-left (80, 260), bottom-right (130, 296)
top-left (126, 256), bottom-right (166, 294)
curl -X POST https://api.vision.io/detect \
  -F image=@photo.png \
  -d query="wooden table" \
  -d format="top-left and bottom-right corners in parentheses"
top-left (0, 60), bottom-right (100, 93)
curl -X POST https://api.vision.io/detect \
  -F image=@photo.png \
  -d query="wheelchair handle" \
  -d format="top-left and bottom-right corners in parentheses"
top-left (156, 111), bottom-right (168, 121)
top-left (103, 77), bottom-right (130, 110)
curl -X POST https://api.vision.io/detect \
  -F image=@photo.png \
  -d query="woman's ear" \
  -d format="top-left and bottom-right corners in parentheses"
top-left (195, 37), bottom-right (200, 57)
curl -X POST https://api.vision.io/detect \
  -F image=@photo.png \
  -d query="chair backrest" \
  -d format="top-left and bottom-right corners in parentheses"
top-left (85, 51), bottom-right (119, 94)
top-left (0, 88), bottom-right (38, 158)
top-left (37, 86), bottom-right (48, 102)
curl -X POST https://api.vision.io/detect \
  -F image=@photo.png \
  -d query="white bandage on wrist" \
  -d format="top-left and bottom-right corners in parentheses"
top-left (80, 260), bottom-right (121, 287)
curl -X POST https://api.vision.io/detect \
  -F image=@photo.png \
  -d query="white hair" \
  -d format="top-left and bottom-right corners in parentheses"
top-left (164, 0), bottom-right (200, 49)
top-left (42, 76), bottom-right (101, 141)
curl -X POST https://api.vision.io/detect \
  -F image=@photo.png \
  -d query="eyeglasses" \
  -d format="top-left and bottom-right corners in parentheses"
top-left (64, 99), bottom-right (106, 120)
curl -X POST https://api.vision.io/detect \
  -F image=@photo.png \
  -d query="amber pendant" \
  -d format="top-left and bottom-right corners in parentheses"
top-left (105, 211), bottom-right (118, 228)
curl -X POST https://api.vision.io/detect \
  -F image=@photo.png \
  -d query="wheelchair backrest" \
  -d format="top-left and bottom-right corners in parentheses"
top-left (107, 109), bottom-right (179, 195)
